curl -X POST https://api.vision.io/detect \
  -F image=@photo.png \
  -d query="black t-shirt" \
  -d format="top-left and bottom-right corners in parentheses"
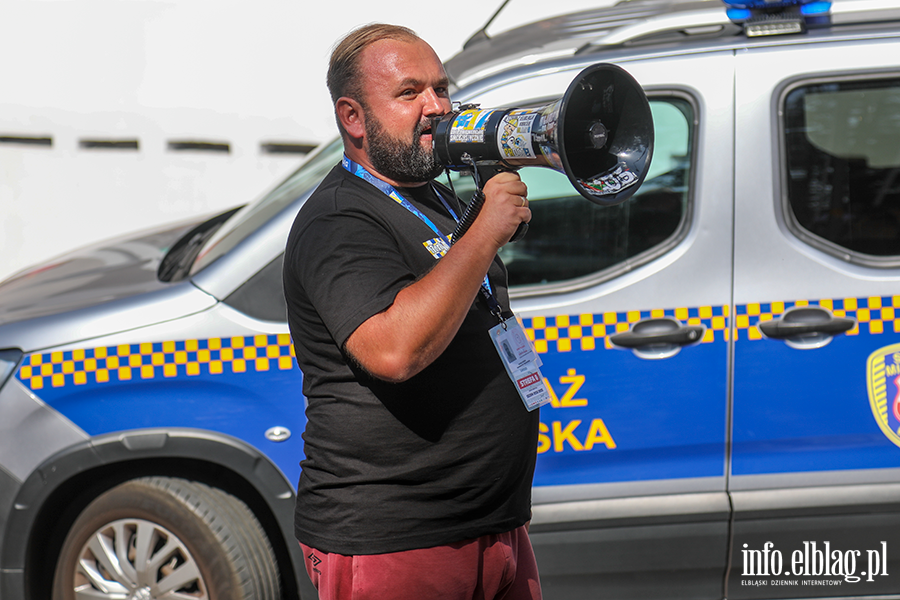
top-left (283, 164), bottom-right (540, 555)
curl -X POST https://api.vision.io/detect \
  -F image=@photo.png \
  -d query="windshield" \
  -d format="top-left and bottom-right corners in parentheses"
top-left (190, 138), bottom-right (344, 275)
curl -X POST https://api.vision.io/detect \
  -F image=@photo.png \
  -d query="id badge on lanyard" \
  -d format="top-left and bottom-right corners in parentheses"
top-left (489, 319), bottom-right (550, 411)
top-left (342, 155), bottom-right (550, 411)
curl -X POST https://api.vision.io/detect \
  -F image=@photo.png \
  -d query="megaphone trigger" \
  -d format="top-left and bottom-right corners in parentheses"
top-left (433, 63), bottom-right (654, 243)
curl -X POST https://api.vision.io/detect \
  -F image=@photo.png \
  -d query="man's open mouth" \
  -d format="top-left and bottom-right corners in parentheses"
top-left (417, 120), bottom-right (433, 140)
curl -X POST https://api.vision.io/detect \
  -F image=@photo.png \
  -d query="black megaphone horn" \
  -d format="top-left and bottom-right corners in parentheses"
top-left (431, 63), bottom-right (654, 241)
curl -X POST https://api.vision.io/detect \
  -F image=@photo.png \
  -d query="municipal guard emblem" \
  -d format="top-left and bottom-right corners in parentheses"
top-left (866, 343), bottom-right (900, 448)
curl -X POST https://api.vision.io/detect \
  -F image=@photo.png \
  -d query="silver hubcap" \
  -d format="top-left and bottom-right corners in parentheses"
top-left (72, 518), bottom-right (208, 600)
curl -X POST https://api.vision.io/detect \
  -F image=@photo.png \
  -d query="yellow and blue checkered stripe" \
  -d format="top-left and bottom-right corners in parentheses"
top-left (733, 296), bottom-right (900, 340)
top-left (522, 305), bottom-right (730, 354)
top-left (17, 334), bottom-right (296, 391)
top-left (16, 295), bottom-right (900, 391)
top-left (522, 295), bottom-right (900, 354)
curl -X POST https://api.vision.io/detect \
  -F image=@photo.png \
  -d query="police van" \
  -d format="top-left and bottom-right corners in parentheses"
top-left (3, 0), bottom-right (900, 598)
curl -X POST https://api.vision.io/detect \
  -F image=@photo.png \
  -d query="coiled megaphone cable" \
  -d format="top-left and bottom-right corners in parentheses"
top-left (449, 155), bottom-right (528, 245)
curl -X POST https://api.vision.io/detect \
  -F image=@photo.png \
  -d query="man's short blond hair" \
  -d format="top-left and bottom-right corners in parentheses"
top-left (327, 23), bottom-right (421, 106)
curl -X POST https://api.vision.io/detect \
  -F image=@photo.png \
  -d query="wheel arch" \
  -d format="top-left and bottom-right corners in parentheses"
top-left (2, 427), bottom-right (309, 600)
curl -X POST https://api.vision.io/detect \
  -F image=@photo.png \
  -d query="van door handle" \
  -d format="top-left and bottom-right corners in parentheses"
top-left (609, 317), bottom-right (705, 359)
top-left (758, 306), bottom-right (854, 338)
top-left (758, 306), bottom-right (855, 349)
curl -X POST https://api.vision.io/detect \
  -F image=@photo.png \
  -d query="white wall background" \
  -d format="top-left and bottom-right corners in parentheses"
top-left (0, 0), bottom-right (611, 283)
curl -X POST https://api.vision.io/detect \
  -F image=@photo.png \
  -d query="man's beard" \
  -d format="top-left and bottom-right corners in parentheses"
top-left (365, 114), bottom-right (443, 184)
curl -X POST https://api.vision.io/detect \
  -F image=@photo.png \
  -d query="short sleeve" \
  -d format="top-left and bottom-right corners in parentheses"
top-left (290, 206), bottom-right (417, 348)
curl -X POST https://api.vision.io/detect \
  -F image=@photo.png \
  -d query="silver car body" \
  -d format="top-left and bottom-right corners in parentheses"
top-left (3, 0), bottom-right (900, 598)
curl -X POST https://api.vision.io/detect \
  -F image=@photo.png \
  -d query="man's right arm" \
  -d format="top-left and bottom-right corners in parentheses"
top-left (344, 172), bottom-right (530, 383)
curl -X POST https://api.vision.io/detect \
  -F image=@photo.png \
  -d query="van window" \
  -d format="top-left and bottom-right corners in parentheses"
top-left (191, 139), bottom-right (343, 276)
top-left (447, 97), bottom-right (693, 289)
top-left (783, 77), bottom-right (900, 262)
top-left (224, 255), bottom-right (286, 322)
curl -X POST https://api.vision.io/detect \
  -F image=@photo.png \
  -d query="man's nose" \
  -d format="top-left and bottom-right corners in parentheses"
top-left (421, 88), bottom-right (448, 116)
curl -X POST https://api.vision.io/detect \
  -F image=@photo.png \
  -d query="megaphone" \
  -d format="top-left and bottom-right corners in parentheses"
top-left (432, 63), bottom-right (654, 223)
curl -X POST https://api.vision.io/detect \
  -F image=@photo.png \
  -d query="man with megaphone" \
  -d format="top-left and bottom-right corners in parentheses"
top-left (283, 23), bottom-right (544, 600)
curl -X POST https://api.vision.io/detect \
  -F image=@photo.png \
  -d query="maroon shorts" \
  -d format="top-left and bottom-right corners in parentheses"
top-left (300, 525), bottom-right (542, 600)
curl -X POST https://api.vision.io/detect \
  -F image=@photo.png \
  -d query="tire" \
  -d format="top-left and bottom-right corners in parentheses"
top-left (52, 476), bottom-right (281, 600)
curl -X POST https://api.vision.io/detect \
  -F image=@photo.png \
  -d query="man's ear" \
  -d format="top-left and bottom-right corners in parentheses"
top-left (336, 97), bottom-right (365, 140)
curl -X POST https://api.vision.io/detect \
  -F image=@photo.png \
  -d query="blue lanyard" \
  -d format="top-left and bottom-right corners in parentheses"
top-left (342, 155), bottom-right (504, 321)
top-left (342, 155), bottom-right (459, 244)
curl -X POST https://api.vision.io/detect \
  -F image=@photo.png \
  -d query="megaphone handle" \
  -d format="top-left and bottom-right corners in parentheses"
top-left (450, 189), bottom-right (529, 246)
top-left (476, 165), bottom-right (528, 243)
top-left (450, 160), bottom-right (528, 245)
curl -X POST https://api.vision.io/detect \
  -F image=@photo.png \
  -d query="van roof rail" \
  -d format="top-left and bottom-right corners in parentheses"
top-left (445, 0), bottom-right (900, 89)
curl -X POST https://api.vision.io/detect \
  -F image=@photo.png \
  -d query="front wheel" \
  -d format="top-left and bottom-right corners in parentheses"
top-left (52, 476), bottom-right (281, 600)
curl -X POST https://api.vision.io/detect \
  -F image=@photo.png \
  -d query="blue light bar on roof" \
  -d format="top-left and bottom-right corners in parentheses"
top-left (800, 1), bottom-right (832, 14)
top-left (726, 7), bottom-right (752, 20)
top-left (722, 0), bottom-right (822, 8)
top-left (723, 0), bottom-right (833, 35)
